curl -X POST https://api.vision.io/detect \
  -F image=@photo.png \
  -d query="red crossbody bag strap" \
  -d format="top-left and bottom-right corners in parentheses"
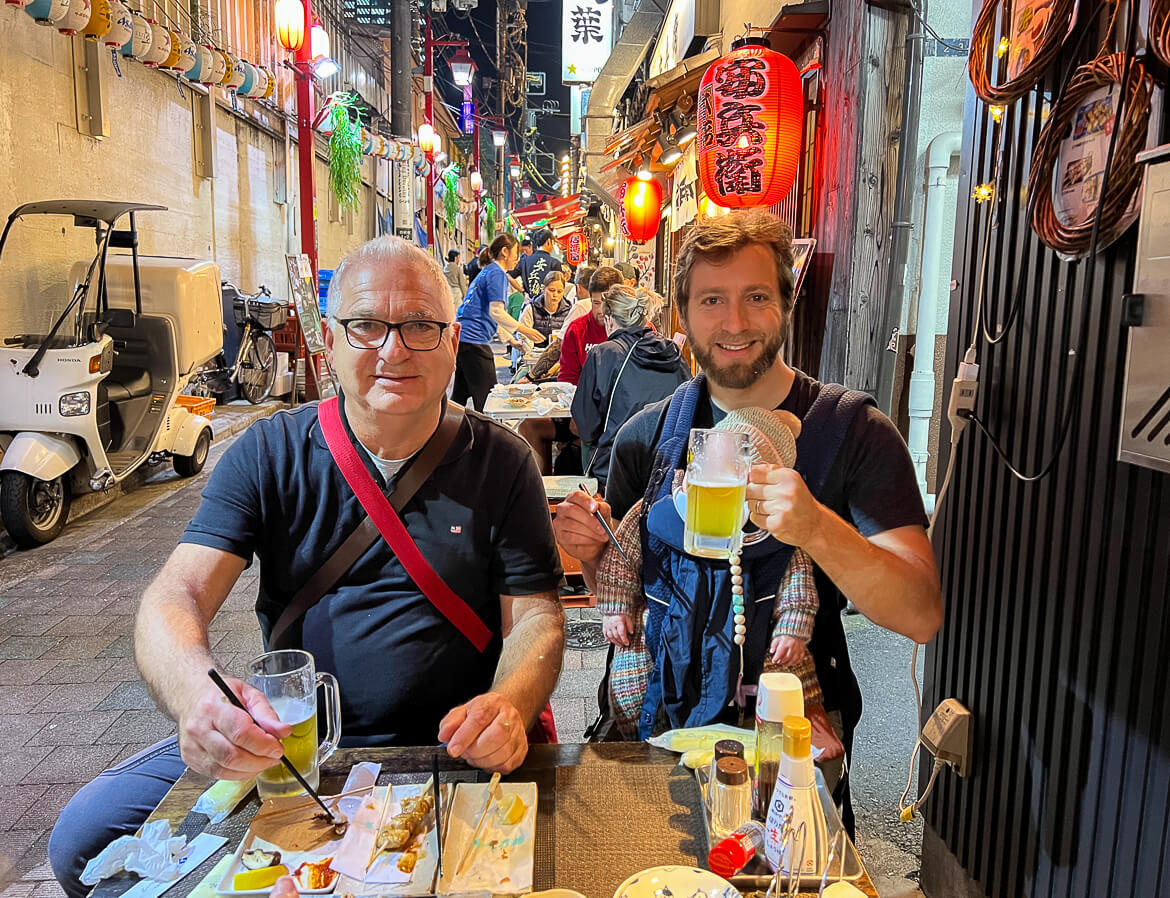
top-left (317, 396), bottom-right (493, 652)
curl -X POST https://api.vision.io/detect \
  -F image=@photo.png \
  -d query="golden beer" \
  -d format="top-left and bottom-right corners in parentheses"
top-left (256, 697), bottom-right (319, 799)
top-left (685, 479), bottom-right (747, 558)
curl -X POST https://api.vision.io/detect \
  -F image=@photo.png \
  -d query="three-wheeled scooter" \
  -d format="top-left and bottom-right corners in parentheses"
top-left (0, 201), bottom-right (224, 547)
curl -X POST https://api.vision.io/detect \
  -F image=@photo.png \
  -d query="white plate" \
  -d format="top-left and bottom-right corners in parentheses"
top-left (613, 865), bottom-right (740, 898)
top-left (215, 828), bottom-right (343, 895)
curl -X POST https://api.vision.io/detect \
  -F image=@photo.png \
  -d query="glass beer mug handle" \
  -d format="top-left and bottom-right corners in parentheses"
top-left (316, 671), bottom-right (341, 764)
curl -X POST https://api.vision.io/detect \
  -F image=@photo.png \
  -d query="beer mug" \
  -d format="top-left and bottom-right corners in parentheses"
top-left (248, 649), bottom-right (341, 800)
top-left (683, 428), bottom-right (752, 559)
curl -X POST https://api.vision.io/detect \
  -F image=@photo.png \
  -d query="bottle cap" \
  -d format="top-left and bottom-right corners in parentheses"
top-left (707, 839), bottom-right (750, 878)
top-left (715, 755), bottom-right (749, 786)
top-left (782, 715), bottom-right (812, 758)
top-left (713, 739), bottom-right (744, 763)
top-left (756, 672), bottom-right (803, 723)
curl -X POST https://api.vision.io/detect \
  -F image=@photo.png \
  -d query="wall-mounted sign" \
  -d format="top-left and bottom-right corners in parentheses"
top-left (459, 100), bottom-right (476, 135)
top-left (392, 160), bottom-right (414, 241)
top-left (570, 85), bottom-right (591, 135)
top-left (562, 0), bottom-right (613, 84)
top-left (525, 71), bottom-right (546, 96)
top-left (649, 0), bottom-right (720, 79)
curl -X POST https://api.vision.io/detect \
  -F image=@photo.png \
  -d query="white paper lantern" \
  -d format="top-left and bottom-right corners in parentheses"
top-left (223, 54), bottom-right (246, 90)
top-left (56, 0), bottom-right (92, 36)
top-left (140, 18), bottom-right (171, 67)
top-left (122, 10), bottom-right (152, 58)
top-left (203, 47), bottom-right (227, 85)
top-left (25, 0), bottom-right (71, 25)
top-left (168, 30), bottom-right (197, 73)
top-left (103, 0), bottom-right (133, 47)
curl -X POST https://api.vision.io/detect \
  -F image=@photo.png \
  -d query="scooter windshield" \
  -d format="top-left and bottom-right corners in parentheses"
top-left (0, 214), bottom-right (105, 351)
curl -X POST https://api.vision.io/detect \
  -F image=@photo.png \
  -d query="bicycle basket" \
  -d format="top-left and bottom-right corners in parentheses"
top-left (233, 296), bottom-right (288, 330)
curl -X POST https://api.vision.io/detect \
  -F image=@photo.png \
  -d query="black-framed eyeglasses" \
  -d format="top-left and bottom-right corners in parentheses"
top-left (335, 318), bottom-right (450, 351)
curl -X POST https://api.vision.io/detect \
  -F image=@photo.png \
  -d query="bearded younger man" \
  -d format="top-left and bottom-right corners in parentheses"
top-left (49, 237), bottom-right (565, 898)
top-left (553, 210), bottom-right (942, 834)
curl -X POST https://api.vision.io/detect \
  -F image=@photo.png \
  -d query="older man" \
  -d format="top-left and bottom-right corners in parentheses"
top-left (49, 236), bottom-right (565, 898)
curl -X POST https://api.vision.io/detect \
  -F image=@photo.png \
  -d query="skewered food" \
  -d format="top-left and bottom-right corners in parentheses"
top-left (375, 791), bottom-right (435, 855)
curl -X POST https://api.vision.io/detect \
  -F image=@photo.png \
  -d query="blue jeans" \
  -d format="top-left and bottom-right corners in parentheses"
top-left (50, 736), bottom-right (187, 898)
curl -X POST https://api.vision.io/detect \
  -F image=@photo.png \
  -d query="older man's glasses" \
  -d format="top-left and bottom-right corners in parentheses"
top-left (336, 318), bottom-right (449, 351)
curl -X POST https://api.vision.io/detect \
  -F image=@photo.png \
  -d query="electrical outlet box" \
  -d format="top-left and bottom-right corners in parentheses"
top-left (921, 698), bottom-right (972, 777)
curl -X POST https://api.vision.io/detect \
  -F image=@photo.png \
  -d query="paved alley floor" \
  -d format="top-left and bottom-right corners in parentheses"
top-left (0, 414), bottom-right (923, 898)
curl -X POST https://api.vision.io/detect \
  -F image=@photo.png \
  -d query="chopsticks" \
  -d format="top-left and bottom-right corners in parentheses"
top-left (206, 669), bottom-right (343, 827)
top-left (432, 754), bottom-right (443, 880)
top-left (578, 482), bottom-right (631, 567)
top-left (455, 772), bottom-right (501, 876)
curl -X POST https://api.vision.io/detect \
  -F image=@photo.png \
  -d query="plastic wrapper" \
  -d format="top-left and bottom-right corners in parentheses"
top-left (79, 820), bottom-right (187, 885)
top-left (193, 778), bottom-right (257, 824)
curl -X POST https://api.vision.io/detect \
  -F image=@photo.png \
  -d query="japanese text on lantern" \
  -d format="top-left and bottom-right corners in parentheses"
top-left (710, 57), bottom-right (769, 196)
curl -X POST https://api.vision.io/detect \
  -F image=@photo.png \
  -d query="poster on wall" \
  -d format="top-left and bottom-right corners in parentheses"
top-left (629, 239), bottom-right (656, 288)
top-left (1007, 0), bottom-right (1077, 81)
top-left (1052, 84), bottom-right (1141, 234)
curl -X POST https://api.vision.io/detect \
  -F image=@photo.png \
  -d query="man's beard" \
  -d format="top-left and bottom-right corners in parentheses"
top-left (691, 325), bottom-right (785, 390)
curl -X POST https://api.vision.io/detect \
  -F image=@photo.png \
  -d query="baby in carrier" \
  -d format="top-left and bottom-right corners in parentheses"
top-left (596, 406), bottom-right (846, 758)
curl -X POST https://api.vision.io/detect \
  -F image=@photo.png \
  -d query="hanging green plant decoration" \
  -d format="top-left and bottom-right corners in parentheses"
top-left (443, 167), bottom-right (460, 231)
top-left (483, 197), bottom-right (496, 240)
top-left (328, 96), bottom-right (363, 212)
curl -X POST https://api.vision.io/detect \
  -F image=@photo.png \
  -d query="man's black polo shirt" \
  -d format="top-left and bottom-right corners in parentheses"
top-left (181, 397), bottom-right (563, 746)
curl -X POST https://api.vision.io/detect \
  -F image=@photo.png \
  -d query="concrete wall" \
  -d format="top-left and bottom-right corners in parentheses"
top-left (0, 7), bottom-right (385, 337)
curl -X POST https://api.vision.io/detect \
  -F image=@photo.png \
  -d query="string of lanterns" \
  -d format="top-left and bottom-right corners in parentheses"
top-left (12, 0), bottom-right (279, 98)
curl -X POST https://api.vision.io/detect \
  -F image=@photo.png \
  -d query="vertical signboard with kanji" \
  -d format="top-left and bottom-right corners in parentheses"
top-left (392, 159), bottom-right (414, 241)
top-left (562, 0), bottom-right (613, 83)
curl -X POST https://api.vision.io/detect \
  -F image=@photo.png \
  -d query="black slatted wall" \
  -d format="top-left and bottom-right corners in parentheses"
top-left (921, 11), bottom-right (1170, 898)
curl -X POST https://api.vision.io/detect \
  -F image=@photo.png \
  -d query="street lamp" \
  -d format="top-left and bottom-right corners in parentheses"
top-left (310, 23), bottom-right (329, 60)
top-left (274, 0), bottom-right (305, 51)
top-left (508, 155), bottom-right (521, 179)
top-left (449, 47), bottom-right (476, 87)
top-left (491, 128), bottom-right (507, 148)
top-left (417, 123), bottom-right (439, 154)
top-left (470, 169), bottom-right (483, 193)
top-left (313, 56), bottom-right (339, 78)
top-left (521, 183), bottom-right (531, 200)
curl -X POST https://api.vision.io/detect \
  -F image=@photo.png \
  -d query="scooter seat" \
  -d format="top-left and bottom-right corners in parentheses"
top-left (104, 368), bottom-right (152, 403)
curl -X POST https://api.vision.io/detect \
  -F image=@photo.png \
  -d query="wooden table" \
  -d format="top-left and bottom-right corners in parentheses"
top-left (481, 396), bottom-right (574, 423)
top-left (92, 744), bottom-right (877, 898)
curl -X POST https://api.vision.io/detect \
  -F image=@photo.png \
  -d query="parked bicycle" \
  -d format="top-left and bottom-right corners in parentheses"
top-left (192, 282), bottom-right (287, 404)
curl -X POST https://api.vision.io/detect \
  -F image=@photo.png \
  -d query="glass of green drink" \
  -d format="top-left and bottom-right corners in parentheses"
top-left (248, 649), bottom-right (341, 800)
top-left (684, 428), bottom-right (752, 559)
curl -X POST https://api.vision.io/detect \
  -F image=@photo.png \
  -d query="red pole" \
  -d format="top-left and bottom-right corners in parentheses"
top-left (424, 13), bottom-right (435, 255)
top-left (295, 0), bottom-right (317, 279)
top-left (294, 0), bottom-right (320, 399)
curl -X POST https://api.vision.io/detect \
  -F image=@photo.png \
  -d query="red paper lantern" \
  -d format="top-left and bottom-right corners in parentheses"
top-left (562, 231), bottom-right (585, 266)
top-left (696, 37), bottom-right (802, 208)
top-left (274, 0), bottom-right (304, 51)
top-left (622, 176), bottom-right (663, 243)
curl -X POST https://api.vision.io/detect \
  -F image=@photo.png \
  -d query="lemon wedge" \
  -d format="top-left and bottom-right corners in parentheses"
top-left (232, 863), bottom-right (288, 891)
top-left (495, 792), bottom-right (527, 826)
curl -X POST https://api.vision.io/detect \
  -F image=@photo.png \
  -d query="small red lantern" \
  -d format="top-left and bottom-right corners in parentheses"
top-left (622, 176), bottom-right (663, 243)
top-left (274, 0), bottom-right (304, 51)
top-left (561, 231), bottom-right (585, 266)
top-left (697, 37), bottom-right (802, 208)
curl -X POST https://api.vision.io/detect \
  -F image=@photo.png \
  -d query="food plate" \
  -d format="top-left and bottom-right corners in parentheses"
top-left (437, 781), bottom-right (537, 895)
top-left (215, 827), bottom-right (344, 895)
top-left (612, 865), bottom-right (739, 898)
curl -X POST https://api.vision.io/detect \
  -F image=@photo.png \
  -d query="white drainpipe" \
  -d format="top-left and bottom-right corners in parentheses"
top-left (909, 131), bottom-right (962, 508)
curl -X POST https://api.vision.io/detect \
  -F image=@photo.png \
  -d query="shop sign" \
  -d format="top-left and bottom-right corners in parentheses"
top-left (671, 142), bottom-right (698, 231)
top-left (392, 160), bottom-right (414, 241)
top-left (649, 0), bottom-right (720, 78)
top-left (562, 0), bottom-right (612, 84)
top-left (526, 71), bottom-right (546, 96)
top-left (459, 101), bottom-right (476, 135)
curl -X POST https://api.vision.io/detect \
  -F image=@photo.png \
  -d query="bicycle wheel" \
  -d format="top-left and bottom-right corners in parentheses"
top-left (238, 331), bottom-right (277, 403)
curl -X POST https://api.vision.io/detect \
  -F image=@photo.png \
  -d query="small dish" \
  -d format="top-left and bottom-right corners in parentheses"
top-left (612, 865), bottom-right (739, 898)
top-left (215, 830), bottom-right (341, 895)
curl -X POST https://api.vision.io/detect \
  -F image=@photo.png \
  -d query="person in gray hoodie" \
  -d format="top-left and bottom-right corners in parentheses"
top-left (573, 284), bottom-right (690, 489)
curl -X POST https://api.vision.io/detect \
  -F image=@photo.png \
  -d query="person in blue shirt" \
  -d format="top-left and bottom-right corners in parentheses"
top-left (511, 228), bottom-right (565, 302)
top-left (454, 233), bottom-right (543, 411)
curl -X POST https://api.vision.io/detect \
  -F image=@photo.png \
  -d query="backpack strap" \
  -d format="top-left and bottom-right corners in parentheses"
top-left (793, 384), bottom-right (875, 499)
